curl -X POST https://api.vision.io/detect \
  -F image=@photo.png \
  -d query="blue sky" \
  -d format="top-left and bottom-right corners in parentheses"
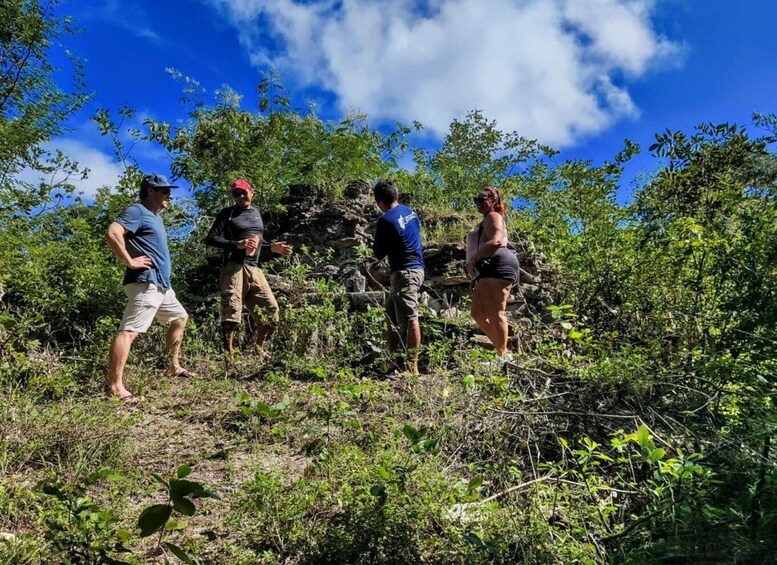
top-left (37, 0), bottom-right (777, 201)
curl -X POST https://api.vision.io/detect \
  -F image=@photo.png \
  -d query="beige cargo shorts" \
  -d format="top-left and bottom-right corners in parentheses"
top-left (220, 262), bottom-right (280, 324)
top-left (119, 283), bottom-right (187, 332)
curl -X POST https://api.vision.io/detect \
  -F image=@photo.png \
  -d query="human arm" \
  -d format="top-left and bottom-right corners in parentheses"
top-left (205, 209), bottom-right (265, 253)
top-left (105, 221), bottom-right (152, 270)
top-left (372, 217), bottom-right (391, 260)
top-left (204, 210), bottom-right (238, 250)
top-left (269, 241), bottom-right (293, 256)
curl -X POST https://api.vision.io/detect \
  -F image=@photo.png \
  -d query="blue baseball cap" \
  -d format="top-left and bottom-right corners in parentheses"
top-left (140, 173), bottom-right (178, 190)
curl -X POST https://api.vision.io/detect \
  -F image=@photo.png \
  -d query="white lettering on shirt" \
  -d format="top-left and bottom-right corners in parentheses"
top-left (397, 211), bottom-right (417, 230)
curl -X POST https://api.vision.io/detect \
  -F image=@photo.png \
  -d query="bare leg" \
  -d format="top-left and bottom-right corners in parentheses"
top-left (386, 317), bottom-right (400, 352)
top-left (106, 330), bottom-right (139, 398)
top-left (471, 282), bottom-right (499, 347)
top-left (166, 316), bottom-right (189, 375)
top-left (406, 319), bottom-right (421, 374)
top-left (254, 324), bottom-right (273, 350)
top-left (471, 279), bottom-right (512, 356)
top-left (222, 321), bottom-right (238, 353)
top-left (494, 285), bottom-right (512, 356)
top-left (246, 286), bottom-right (279, 355)
top-left (386, 315), bottom-right (402, 367)
top-left (478, 279), bottom-right (512, 356)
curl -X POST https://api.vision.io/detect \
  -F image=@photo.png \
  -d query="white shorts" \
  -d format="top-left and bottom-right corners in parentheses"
top-left (118, 283), bottom-right (188, 333)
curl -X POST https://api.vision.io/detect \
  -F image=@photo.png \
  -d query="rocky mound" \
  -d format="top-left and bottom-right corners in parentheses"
top-left (265, 181), bottom-right (558, 326)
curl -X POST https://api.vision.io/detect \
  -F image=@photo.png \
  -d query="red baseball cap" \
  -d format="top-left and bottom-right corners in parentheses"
top-left (231, 179), bottom-right (252, 191)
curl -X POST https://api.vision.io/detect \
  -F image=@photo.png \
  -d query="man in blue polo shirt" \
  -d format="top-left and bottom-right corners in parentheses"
top-left (104, 173), bottom-right (194, 403)
top-left (372, 179), bottom-right (425, 375)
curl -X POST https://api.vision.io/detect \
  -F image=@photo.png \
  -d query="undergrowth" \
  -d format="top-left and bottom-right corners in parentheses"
top-left (1, 274), bottom-right (762, 564)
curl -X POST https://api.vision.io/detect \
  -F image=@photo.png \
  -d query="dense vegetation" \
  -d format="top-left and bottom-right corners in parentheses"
top-left (1, 1), bottom-right (776, 563)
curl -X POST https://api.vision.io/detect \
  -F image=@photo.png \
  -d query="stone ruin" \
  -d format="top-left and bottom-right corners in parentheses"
top-left (262, 181), bottom-right (558, 339)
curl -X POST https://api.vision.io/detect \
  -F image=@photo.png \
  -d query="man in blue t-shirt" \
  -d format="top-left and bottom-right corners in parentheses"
top-left (372, 179), bottom-right (425, 375)
top-left (104, 173), bottom-right (194, 403)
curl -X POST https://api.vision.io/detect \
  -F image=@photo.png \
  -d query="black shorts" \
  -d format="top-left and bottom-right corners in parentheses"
top-left (475, 247), bottom-right (520, 284)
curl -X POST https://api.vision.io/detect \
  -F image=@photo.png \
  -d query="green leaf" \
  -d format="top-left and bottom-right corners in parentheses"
top-left (370, 484), bottom-right (386, 498)
top-left (402, 424), bottom-right (420, 443)
top-left (163, 542), bottom-right (197, 565)
top-left (402, 424), bottom-right (430, 447)
top-left (164, 518), bottom-right (189, 531)
top-left (467, 476), bottom-right (484, 491)
top-left (377, 466), bottom-right (391, 480)
top-left (171, 479), bottom-right (205, 498)
top-left (649, 448), bottom-right (666, 463)
top-left (151, 473), bottom-right (169, 488)
top-left (137, 504), bottom-right (172, 537)
top-left (636, 424), bottom-right (652, 449)
top-left (173, 497), bottom-right (196, 517)
top-left (177, 464), bottom-right (192, 479)
top-left (106, 472), bottom-right (126, 483)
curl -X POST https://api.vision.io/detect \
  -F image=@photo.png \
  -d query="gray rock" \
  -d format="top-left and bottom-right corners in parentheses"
top-left (348, 291), bottom-right (385, 311)
top-left (345, 180), bottom-right (371, 199)
top-left (320, 264), bottom-right (339, 277)
top-left (426, 297), bottom-right (450, 313)
top-left (330, 237), bottom-right (361, 249)
top-left (440, 307), bottom-right (460, 319)
top-left (339, 265), bottom-right (367, 293)
top-left (439, 276), bottom-right (471, 286)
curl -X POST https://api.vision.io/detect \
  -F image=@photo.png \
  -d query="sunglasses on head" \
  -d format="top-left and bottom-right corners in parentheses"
top-left (231, 189), bottom-right (249, 198)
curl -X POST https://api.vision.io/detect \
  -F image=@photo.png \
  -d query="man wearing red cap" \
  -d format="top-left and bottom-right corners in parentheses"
top-left (205, 179), bottom-right (292, 356)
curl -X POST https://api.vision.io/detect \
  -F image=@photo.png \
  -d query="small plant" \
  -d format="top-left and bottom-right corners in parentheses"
top-left (370, 425), bottom-right (440, 506)
top-left (39, 471), bottom-right (131, 564)
top-left (547, 304), bottom-right (591, 343)
top-left (137, 464), bottom-right (219, 564)
top-left (401, 424), bottom-right (439, 456)
top-left (237, 393), bottom-right (292, 421)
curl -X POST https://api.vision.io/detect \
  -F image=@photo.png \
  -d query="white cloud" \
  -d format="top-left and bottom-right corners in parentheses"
top-left (205, 0), bottom-right (682, 146)
top-left (17, 139), bottom-right (124, 199)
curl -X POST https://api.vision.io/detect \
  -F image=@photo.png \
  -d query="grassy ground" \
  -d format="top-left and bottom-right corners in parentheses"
top-left (0, 306), bottom-right (718, 563)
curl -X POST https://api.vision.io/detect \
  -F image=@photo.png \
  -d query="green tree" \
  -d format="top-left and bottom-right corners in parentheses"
top-left (407, 110), bottom-right (555, 209)
top-left (515, 119), bottom-right (777, 557)
top-left (637, 122), bottom-right (777, 354)
top-left (144, 72), bottom-right (406, 216)
top-left (0, 0), bottom-right (102, 347)
top-left (0, 0), bottom-right (89, 209)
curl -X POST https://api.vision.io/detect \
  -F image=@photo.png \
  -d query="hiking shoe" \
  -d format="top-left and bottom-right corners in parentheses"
top-left (497, 353), bottom-right (516, 366)
top-left (481, 353), bottom-right (516, 369)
